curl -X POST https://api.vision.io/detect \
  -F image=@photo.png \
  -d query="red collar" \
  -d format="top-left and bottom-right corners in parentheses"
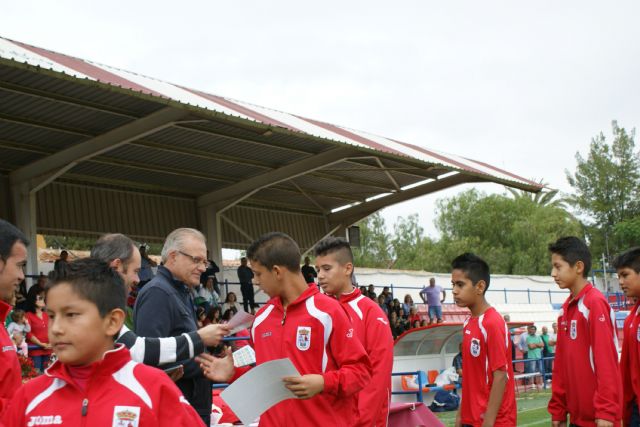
top-left (269, 284), bottom-right (320, 311)
top-left (45, 344), bottom-right (131, 384)
top-left (338, 287), bottom-right (362, 304)
top-left (566, 283), bottom-right (595, 306)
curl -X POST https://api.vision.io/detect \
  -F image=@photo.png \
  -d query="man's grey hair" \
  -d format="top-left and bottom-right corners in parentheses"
top-left (91, 234), bottom-right (135, 266)
top-left (161, 228), bottom-right (206, 263)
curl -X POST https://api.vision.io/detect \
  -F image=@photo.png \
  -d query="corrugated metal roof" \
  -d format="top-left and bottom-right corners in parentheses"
top-left (0, 36), bottom-right (539, 190)
top-left (0, 35), bottom-right (544, 248)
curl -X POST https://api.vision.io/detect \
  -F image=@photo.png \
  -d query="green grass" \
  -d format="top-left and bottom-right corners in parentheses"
top-left (434, 391), bottom-right (552, 426)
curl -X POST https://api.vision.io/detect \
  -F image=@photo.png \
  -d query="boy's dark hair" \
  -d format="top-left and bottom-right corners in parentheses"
top-left (0, 220), bottom-right (29, 261)
top-left (91, 233), bottom-right (135, 268)
top-left (46, 258), bottom-right (126, 317)
top-left (313, 237), bottom-right (354, 264)
top-left (247, 232), bottom-right (301, 272)
top-left (612, 247), bottom-right (640, 273)
top-left (451, 252), bottom-right (491, 292)
top-left (548, 236), bottom-right (591, 278)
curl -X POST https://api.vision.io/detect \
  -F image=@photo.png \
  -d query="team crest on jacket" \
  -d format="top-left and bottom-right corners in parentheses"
top-left (296, 326), bottom-right (311, 351)
top-left (570, 320), bottom-right (577, 340)
top-left (112, 406), bottom-right (140, 427)
top-left (470, 338), bottom-right (481, 357)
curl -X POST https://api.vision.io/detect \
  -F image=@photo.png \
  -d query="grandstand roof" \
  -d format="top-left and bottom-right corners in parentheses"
top-left (0, 36), bottom-right (541, 255)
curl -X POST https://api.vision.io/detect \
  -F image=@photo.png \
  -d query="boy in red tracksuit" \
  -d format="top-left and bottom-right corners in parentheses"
top-left (314, 237), bottom-right (394, 427)
top-left (613, 247), bottom-right (640, 426)
top-left (2, 258), bottom-right (204, 427)
top-left (0, 220), bottom-right (28, 417)
top-left (548, 236), bottom-right (622, 427)
top-left (452, 253), bottom-right (516, 427)
top-left (246, 232), bottom-right (372, 427)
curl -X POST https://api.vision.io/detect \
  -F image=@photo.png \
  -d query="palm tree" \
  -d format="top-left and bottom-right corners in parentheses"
top-left (506, 180), bottom-right (567, 208)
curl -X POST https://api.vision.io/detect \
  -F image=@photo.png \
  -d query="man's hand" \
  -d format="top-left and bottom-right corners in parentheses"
top-left (552, 421), bottom-right (567, 427)
top-left (197, 324), bottom-right (230, 347)
top-left (595, 419), bottom-right (613, 427)
top-left (196, 348), bottom-right (235, 383)
top-left (282, 374), bottom-right (324, 399)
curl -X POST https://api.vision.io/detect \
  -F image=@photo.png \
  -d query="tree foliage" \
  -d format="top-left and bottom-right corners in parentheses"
top-left (353, 189), bottom-right (582, 275)
top-left (566, 121), bottom-right (640, 254)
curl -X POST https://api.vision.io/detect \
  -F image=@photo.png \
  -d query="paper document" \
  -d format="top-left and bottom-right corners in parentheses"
top-left (233, 345), bottom-right (256, 367)
top-left (227, 310), bottom-right (255, 335)
top-left (220, 358), bottom-right (300, 426)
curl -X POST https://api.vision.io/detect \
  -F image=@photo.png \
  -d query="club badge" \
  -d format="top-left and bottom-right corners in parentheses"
top-left (112, 406), bottom-right (140, 427)
top-left (570, 320), bottom-right (577, 340)
top-left (470, 338), bottom-right (481, 357)
top-left (296, 326), bottom-right (311, 351)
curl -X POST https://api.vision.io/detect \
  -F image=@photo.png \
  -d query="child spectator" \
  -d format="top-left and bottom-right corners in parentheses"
top-left (25, 286), bottom-right (52, 372)
top-left (408, 306), bottom-right (421, 327)
top-left (613, 247), bottom-right (640, 425)
top-left (452, 253), bottom-right (516, 427)
top-left (203, 306), bottom-right (222, 326)
top-left (12, 331), bottom-right (28, 357)
top-left (547, 236), bottom-right (621, 426)
top-left (6, 309), bottom-right (30, 337)
top-left (1, 258), bottom-right (205, 426)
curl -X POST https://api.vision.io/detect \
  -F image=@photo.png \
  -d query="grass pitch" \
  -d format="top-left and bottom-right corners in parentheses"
top-left (434, 390), bottom-right (552, 426)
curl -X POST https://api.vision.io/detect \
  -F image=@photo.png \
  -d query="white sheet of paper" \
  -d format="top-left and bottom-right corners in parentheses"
top-left (220, 358), bottom-right (300, 426)
top-left (226, 310), bottom-right (255, 335)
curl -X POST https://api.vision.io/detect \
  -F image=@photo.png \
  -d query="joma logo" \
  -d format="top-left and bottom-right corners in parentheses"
top-left (27, 415), bottom-right (62, 426)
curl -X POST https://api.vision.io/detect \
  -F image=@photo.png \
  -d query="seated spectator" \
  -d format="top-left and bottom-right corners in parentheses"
top-left (411, 319), bottom-right (421, 329)
top-left (452, 343), bottom-right (463, 379)
top-left (197, 306), bottom-right (207, 328)
top-left (359, 285), bottom-right (368, 296)
top-left (377, 294), bottom-right (390, 317)
top-left (389, 312), bottom-right (405, 339)
top-left (198, 277), bottom-right (220, 312)
top-left (25, 286), bottom-right (52, 372)
top-left (203, 306), bottom-right (222, 326)
top-left (420, 319), bottom-right (428, 327)
top-left (408, 306), bottom-right (421, 326)
top-left (402, 294), bottom-right (414, 319)
top-left (389, 298), bottom-right (403, 319)
top-left (11, 331), bottom-right (28, 357)
top-left (367, 284), bottom-right (377, 300)
top-left (380, 286), bottom-right (393, 305)
top-left (221, 292), bottom-right (240, 315)
top-left (14, 279), bottom-right (28, 311)
top-left (6, 309), bottom-right (30, 337)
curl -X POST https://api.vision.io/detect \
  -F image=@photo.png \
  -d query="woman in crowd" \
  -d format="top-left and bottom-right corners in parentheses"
top-left (25, 286), bottom-right (52, 372)
top-left (402, 294), bottom-right (414, 319)
top-left (221, 292), bottom-right (240, 315)
top-left (198, 277), bottom-right (220, 312)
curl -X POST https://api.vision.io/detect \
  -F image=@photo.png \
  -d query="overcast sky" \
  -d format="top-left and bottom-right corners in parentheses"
top-left (3, 1), bottom-right (640, 238)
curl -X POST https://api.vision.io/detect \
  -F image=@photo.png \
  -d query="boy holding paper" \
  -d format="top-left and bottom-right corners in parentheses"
top-left (205, 232), bottom-right (372, 427)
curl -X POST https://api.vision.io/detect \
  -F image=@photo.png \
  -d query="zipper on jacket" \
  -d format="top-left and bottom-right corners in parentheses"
top-left (81, 398), bottom-right (89, 416)
top-left (281, 308), bottom-right (287, 325)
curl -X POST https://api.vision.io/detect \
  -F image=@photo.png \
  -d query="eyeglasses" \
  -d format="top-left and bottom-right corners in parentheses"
top-left (177, 251), bottom-right (208, 267)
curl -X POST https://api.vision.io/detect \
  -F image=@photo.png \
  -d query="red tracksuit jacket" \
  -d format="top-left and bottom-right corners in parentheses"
top-left (0, 300), bottom-right (21, 417)
top-left (621, 301), bottom-right (640, 425)
top-left (339, 289), bottom-right (393, 427)
top-left (2, 345), bottom-right (204, 427)
top-left (250, 285), bottom-right (372, 427)
top-left (548, 284), bottom-right (622, 426)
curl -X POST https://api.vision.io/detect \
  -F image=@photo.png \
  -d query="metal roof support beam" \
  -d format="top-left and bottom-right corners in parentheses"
top-left (328, 173), bottom-right (483, 227)
top-left (10, 181), bottom-right (38, 287)
top-left (198, 205), bottom-right (223, 271)
top-left (220, 214), bottom-right (254, 243)
top-left (198, 147), bottom-right (357, 210)
top-left (10, 107), bottom-right (190, 187)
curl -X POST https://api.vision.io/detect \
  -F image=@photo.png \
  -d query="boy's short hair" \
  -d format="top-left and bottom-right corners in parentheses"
top-left (612, 247), bottom-right (640, 273)
top-left (247, 232), bottom-right (301, 272)
top-left (548, 236), bottom-right (592, 278)
top-left (46, 258), bottom-right (126, 317)
top-left (0, 219), bottom-right (29, 261)
top-left (451, 252), bottom-right (491, 292)
top-left (313, 237), bottom-right (353, 264)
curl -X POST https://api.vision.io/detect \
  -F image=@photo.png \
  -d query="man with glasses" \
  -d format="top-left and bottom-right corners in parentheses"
top-left (134, 228), bottom-right (215, 425)
top-left (0, 220), bottom-right (28, 415)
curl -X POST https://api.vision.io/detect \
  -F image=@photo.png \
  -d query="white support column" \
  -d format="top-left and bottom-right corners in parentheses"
top-left (11, 182), bottom-right (38, 287)
top-left (198, 205), bottom-right (223, 279)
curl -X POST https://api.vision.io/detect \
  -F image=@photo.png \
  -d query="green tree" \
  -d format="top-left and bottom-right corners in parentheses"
top-left (352, 212), bottom-right (393, 268)
top-left (566, 121), bottom-right (640, 255)
top-left (390, 214), bottom-right (436, 270)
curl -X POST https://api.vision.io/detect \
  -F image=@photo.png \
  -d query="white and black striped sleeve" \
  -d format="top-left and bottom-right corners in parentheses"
top-left (116, 325), bottom-right (205, 366)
